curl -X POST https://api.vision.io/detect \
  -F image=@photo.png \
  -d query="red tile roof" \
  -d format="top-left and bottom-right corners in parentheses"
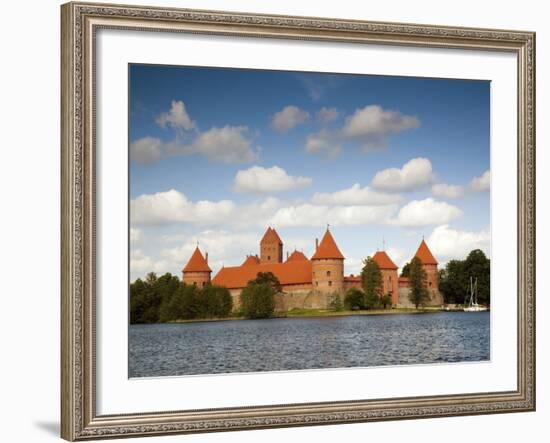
top-left (414, 239), bottom-right (438, 265)
top-left (212, 261), bottom-right (312, 289)
top-left (286, 250), bottom-right (309, 262)
top-left (344, 275), bottom-right (361, 283)
top-left (311, 229), bottom-right (344, 260)
top-left (182, 247), bottom-right (212, 273)
top-left (260, 227), bottom-right (283, 245)
top-left (241, 255), bottom-right (261, 266)
top-left (373, 250), bottom-right (398, 270)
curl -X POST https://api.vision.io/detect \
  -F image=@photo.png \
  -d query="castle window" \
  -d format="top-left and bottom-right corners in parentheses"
top-left (429, 281), bottom-right (432, 287)
top-left (315, 281), bottom-right (318, 286)
top-left (328, 281), bottom-right (332, 286)
top-left (327, 270), bottom-right (331, 277)
top-left (268, 256), bottom-right (271, 260)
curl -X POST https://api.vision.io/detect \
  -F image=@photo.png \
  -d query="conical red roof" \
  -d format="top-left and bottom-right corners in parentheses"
top-left (286, 250), bottom-right (309, 262)
top-left (183, 247), bottom-right (212, 273)
top-left (373, 250), bottom-right (398, 270)
top-left (260, 227), bottom-right (283, 244)
top-left (311, 229), bottom-right (344, 260)
top-left (414, 240), bottom-right (438, 265)
top-left (241, 255), bottom-right (261, 266)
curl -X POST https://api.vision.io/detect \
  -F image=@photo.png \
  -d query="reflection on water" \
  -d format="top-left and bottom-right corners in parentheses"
top-left (129, 311), bottom-right (490, 377)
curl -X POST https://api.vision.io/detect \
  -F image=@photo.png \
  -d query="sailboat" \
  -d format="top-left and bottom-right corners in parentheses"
top-left (463, 276), bottom-right (488, 312)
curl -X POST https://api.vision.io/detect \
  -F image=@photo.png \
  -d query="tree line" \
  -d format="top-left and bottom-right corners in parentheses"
top-left (130, 272), bottom-right (232, 324)
top-left (437, 249), bottom-right (490, 306)
top-left (130, 271), bottom-right (281, 324)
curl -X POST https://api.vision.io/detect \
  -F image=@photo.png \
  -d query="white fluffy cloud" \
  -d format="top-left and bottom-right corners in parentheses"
top-left (271, 105), bottom-right (310, 133)
top-left (130, 189), bottom-right (236, 225)
top-left (191, 126), bottom-right (259, 163)
top-left (232, 165), bottom-right (312, 194)
top-left (269, 203), bottom-right (397, 228)
top-left (155, 100), bottom-right (196, 131)
top-left (304, 129), bottom-right (341, 158)
top-left (341, 105), bottom-right (420, 149)
top-left (394, 198), bottom-right (463, 227)
top-left (431, 183), bottom-right (465, 199)
top-left (427, 224), bottom-right (490, 259)
top-left (130, 249), bottom-right (165, 277)
top-left (312, 183), bottom-right (401, 206)
top-left (130, 126), bottom-right (259, 165)
top-left (316, 107), bottom-right (339, 123)
top-left (470, 170), bottom-right (490, 192)
top-left (371, 158), bottom-right (434, 192)
top-left (305, 105), bottom-right (419, 157)
top-left (130, 227), bottom-right (142, 244)
top-left (131, 189), bottom-right (284, 228)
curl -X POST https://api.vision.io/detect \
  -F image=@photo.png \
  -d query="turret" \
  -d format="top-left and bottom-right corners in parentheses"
top-left (413, 239), bottom-right (443, 305)
top-left (372, 250), bottom-right (399, 306)
top-left (311, 228), bottom-right (344, 294)
top-left (260, 227), bottom-right (283, 264)
top-left (182, 246), bottom-right (212, 287)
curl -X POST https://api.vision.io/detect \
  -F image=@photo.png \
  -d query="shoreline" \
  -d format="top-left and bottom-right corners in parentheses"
top-left (151, 306), bottom-right (480, 325)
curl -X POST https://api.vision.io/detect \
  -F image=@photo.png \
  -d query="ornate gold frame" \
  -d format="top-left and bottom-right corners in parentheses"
top-left (61, 2), bottom-right (536, 440)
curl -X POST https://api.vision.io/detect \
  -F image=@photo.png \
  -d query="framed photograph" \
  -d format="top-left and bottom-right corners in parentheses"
top-left (61, 1), bottom-right (536, 440)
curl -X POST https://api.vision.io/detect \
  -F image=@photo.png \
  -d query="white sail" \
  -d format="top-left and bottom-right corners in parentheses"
top-left (463, 276), bottom-right (488, 312)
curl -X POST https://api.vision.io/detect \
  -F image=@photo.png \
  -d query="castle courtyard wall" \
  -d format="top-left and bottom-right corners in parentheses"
top-left (229, 284), bottom-right (339, 312)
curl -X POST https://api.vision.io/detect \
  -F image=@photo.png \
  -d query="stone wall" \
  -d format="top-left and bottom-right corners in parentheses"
top-left (398, 285), bottom-right (444, 307)
top-left (228, 286), bottom-right (336, 312)
top-left (381, 268), bottom-right (399, 306)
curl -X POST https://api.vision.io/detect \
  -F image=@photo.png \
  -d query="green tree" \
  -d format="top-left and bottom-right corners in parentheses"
top-left (464, 249), bottom-right (491, 306)
top-left (130, 272), bottom-right (180, 323)
top-left (240, 282), bottom-right (276, 319)
top-left (408, 257), bottom-right (429, 309)
top-left (200, 285), bottom-right (233, 317)
top-left (344, 288), bottom-right (364, 310)
top-left (400, 262), bottom-right (411, 278)
top-left (129, 278), bottom-right (148, 324)
top-left (438, 251), bottom-right (490, 306)
top-left (250, 272), bottom-right (282, 293)
top-left (179, 283), bottom-right (201, 319)
top-left (361, 256), bottom-right (383, 309)
top-left (380, 294), bottom-right (392, 309)
top-left (438, 260), bottom-right (468, 305)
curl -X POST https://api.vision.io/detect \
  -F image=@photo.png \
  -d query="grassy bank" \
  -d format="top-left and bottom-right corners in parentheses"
top-left (283, 307), bottom-right (441, 318)
top-left (165, 307), bottom-right (445, 324)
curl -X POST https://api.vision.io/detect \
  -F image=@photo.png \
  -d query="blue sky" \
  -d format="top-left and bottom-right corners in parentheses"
top-left (129, 64), bottom-right (490, 281)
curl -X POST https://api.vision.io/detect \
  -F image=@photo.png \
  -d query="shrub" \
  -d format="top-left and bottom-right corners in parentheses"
top-left (344, 288), bottom-right (364, 310)
top-left (240, 282), bottom-right (276, 319)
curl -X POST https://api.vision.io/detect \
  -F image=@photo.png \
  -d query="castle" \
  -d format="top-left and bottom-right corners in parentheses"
top-left (182, 227), bottom-right (443, 311)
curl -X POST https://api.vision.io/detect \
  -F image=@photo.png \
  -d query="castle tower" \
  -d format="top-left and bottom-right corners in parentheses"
top-left (311, 228), bottom-right (344, 294)
top-left (182, 246), bottom-right (212, 287)
top-left (260, 227), bottom-right (283, 264)
top-left (413, 239), bottom-right (443, 305)
top-left (373, 250), bottom-right (399, 306)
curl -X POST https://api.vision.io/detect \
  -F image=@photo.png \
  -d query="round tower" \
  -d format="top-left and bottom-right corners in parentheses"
top-left (311, 229), bottom-right (344, 295)
top-left (182, 246), bottom-right (212, 288)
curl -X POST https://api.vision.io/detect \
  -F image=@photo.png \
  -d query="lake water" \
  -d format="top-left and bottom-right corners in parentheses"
top-left (129, 311), bottom-right (490, 377)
